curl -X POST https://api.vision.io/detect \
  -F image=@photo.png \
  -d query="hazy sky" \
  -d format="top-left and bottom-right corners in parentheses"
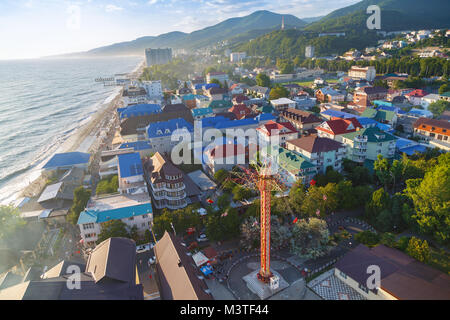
top-left (0, 0), bottom-right (360, 60)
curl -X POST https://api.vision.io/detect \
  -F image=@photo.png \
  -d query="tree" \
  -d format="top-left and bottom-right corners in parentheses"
top-left (214, 169), bottom-right (228, 184)
top-left (428, 100), bottom-right (450, 118)
top-left (96, 175), bottom-right (119, 195)
top-left (404, 153), bottom-right (450, 244)
top-left (374, 155), bottom-right (392, 190)
top-left (269, 86), bottom-right (289, 100)
top-left (97, 220), bottom-right (130, 244)
top-left (232, 185), bottom-right (254, 201)
top-left (301, 183), bottom-right (339, 217)
top-left (290, 218), bottom-right (331, 259)
top-left (206, 208), bottom-right (241, 242)
top-left (365, 187), bottom-right (391, 224)
top-left (354, 231), bottom-right (380, 247)
top-left (438, 83), bottom-right (449, 95)
top-left (209, 78), bottom-right (222, 87)
top-left (217, 193), bottom-right (231, 211)
top-left (240, 217), bottom-right (260, 251)
top-left (68, 186), bottom-right (91, 225)
top-left (406, 237), bottom-right (431, 263)
top-left (380, 232), bottom-right (396, 248)
top-left (0, 206), bottom-right (25, 240)
top-left (256, 73), bottom-right (271, 87)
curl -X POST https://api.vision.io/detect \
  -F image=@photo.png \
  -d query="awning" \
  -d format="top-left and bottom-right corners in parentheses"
top-left (200, 265), bottom-right (213, 276)
top-left (192, 252), bottom-right (209, 267)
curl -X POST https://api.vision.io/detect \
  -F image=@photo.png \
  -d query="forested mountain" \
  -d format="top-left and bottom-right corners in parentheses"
top-left (83, 11), bottom-right (306, 56)
top-left (306, 0), bottom-right (450, 32)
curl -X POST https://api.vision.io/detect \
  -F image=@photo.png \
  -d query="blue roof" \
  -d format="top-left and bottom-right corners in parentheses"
top-left (201, 116), bottom-right (228, 128)
top-left (257, 113), bottom-right (276, 122)
top-left (377, 105), bottom-right (407, 115)
top-left (203, 83), bottom-right (220, 90)
top-left (408, 109), bottom-right (433, 118)
top-left (321, 109), bottom-right (355, 119)
top-left (77, 203), bottom-right (152, 225)
top-left (118, 104), bottom-right (162, 119)
top-left (146, 118), bottom-right (193, 139)
top-left (43, 152), bottom-right (91, 169)
top-left (119, 141), bottom-right (152, 151)
top-left (192, 107), bottom-right (213, 117)
top-left (375, 122), bottom-right (391, 131)
top-left (399, 145), bottom-right (428, 156)
top-left (215, 118), bottom-right (258, 129)
top-left (194, 83), bottom-right (207, 90)
top-left (396, 138), bottom-right (416, 149)
top-left (356, 117), bottom-right (377, 127)
top-left (373, 100), bottom-right (393, 108)
top-left (118, 153), bottom-right (143, 178)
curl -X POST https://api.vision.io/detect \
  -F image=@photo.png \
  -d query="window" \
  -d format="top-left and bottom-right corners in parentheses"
top-left (339, 271), bottom-right (347, 279)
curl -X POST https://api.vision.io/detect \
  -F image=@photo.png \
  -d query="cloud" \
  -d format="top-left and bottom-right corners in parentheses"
top-left (105, 4), bottom-right (123, 12)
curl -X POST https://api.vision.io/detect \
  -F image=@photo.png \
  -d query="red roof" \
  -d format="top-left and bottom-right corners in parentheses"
top-left (257, 120), bottom-right (298, 137)
top-left (318, 118), bottom-right (362, 135)
top-left (233, 94), bottom-right (249, 104)
top-left (405, 89), bottom-right (427, 97)
top-left (229, 104), bottom-right (252, 120)
top-left (210, 144), bottom-right (246, 159)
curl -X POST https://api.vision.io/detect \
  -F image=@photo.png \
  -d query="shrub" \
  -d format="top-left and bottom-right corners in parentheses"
top-left (354, 231), bottom-right (380, 247)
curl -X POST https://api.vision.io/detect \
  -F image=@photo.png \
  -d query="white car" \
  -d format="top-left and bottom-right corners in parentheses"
top-left (196, 234), bottom-right (208, 242)
top-left (136, 243), bottom-right (154, 254)
top-left (148, 257), bottom-right (156, 265)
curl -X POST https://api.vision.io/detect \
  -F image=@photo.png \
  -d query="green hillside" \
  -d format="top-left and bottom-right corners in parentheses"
top-left (306, 0), bottom-right (450, 32)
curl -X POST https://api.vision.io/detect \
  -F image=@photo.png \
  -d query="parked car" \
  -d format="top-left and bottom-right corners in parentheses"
top-left (197, 234), bottom-right (208, 242)
top-left (148, 257), bottom-right (156, 265)
top-left (136, 243), bottom-right (154, 254)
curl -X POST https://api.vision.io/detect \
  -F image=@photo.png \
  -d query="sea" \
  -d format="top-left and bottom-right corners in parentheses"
top-left (0, 56), bottom-right (143, 205)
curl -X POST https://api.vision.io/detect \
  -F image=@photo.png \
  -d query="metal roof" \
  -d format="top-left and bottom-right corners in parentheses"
top-left (42, 152), bottom-right (90, 170)
top-left (37, 182), bottom-right (63, 203)
top-left (118, 153), bottom-right (143, 178)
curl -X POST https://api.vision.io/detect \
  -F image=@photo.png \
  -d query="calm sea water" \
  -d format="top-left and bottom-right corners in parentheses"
top-left (0, 57), bottom-right (142, 204)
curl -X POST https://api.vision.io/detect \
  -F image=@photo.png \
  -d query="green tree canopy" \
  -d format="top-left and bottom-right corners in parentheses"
top-left (68, 186), bottom-right (91, 225)
top-left (97, 220), bottom-right (130, 244)
top-left (256, 73), bottom-right (271, 87)
top-left (290, 218), bottom-right (331, 259)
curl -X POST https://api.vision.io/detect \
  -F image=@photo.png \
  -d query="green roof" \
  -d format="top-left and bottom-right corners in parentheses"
top-left (208, 100), bottom-right (233, 109)
top-left (265, 146), bottom-right (315, 175)
top-left (374, 110), bottom-right (395, 122)
top-left (257, 105), bottom-right (275, 114)
top-left (343, 127), bottom-right (397, 143)
top-left (361, 108), bottom-right (377, 118)
top-left (440, 91), bottom-right (450, 97)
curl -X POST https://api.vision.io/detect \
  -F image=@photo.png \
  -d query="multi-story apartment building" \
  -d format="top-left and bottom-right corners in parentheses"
top-left (146, 118), bottom-right (194, 154)
top-left (143, 152), bottom-right (188, 210)
top-left (341, 127), bottom-right (397, 163)
top-left (353, 86), bottom-right (388, 107)
top-left (348, 66), bottom-right (376, 81)
top-left (286, 135), bottom-right (346, 174)
top-left (230, 52), bottom-right (247, 62)
top-left (257, 120), bottom-right (298, 147)
top-left (413, 118), bottom-right (450, 146)
top-left (122, 86), bottom-right (148, 106)
top-left (77, 193), bottom-right (153, 247)
top-left (279, 109), bottom-right (322, 134)
top-left (206, 72), bottom-right (229, 85)
top-left (145, 48), bottom-right (172, 67)
top-left (141, 80), bottom-right (163, 101)
top-left (315, 87), bottom-right (345, 103)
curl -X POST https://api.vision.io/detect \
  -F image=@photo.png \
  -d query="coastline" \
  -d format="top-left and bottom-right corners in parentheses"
top-left (14, 59), bottom-right (145, 203)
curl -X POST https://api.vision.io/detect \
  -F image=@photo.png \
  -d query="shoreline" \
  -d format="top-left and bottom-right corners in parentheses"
top-left (14, 59), bottom-right (145, 203)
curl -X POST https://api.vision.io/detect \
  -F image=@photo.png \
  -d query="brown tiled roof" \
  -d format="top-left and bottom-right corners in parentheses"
top-left (144, 152), bottom-right (184, 184)
top-left (154, 232), bottom-right (213, 300)
top-left (281, 108), bottom-right (322, 124)
top-left (287, 135), bottom-right (343, 153)
top-left (207, 87), bottom-right (227, 95)
top-left (335, 244), bottom-right (450, 300)
top-left (414, 117), bottom-right (450, 130)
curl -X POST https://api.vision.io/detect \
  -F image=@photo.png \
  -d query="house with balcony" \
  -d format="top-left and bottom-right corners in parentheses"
top-left (143, 152), bottom-right (190, 210)
top-left (270, 98), bottom-right (297, 111)
top-left (122, 86), bottom-right (148, 106)
top-left (353, 86), bottom-right (388, 107)
top-left (413, 118), bottom-right (450, 149)
top-left (262, 146), bottom-right (317, 186)
top-left (285, 135), bottom-right (346, 174)
top-left (77, 193), bottom-right (153, 247)
top-left (315, 87), bottom-right (345, 103)
top-left (341, 127), bottom-right (397, 163)
top-left (280, 108), bottom-right (322, 134)
top-left (317, 118), bottom-right (363, 142)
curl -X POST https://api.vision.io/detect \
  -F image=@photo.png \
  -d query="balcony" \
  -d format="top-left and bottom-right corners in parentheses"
top-left (354, 135), bottom-right (368, 143)
top-left (152, 191), bottom-right (187, 201)
top-left (353, 150), bottom-right (366, 156)
top-left (150, 183), bottom-right (186, 193)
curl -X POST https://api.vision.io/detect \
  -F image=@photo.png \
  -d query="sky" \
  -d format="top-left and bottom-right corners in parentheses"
top-left (0, 0), bottom-right (361, 60)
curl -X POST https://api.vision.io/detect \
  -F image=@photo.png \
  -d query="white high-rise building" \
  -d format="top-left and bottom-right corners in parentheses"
top-left (230, 52), bottom-right (247, 63)
top-left (305, 46), bottom-right (315, 58)
top-left (142, 80), bottom-right (163, 100)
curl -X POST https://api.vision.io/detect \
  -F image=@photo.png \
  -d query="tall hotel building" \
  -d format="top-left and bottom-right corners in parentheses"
top-left (145, 48), bottom-right (173, 67)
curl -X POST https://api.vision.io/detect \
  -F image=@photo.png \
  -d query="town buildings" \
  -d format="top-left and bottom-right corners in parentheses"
top-left (230, 52), bottom-right (247, 62)
top-left (256, 120), bottom-right (298, 147)
top-left (142, 80), bottom-right (163, 101)
top-left (206, 72), bottom-right (229, 85)
top-left (315, 87), bottom-right (345, 103)
top-left (286, 135), bottom-right (346, 174)
top-left (143, 153), bottom-right (190, 210)
top-left (341, 127), bottom-right (397, 162)
top-left (353, 86), bottom-right (388, 107)
top-left (122, 86), bottom-right (148, 106)
top-left (413, 118), bottom-right (450, 147)
top-left (117, 152), bottom-right (147, 195)
top-left (270, 98), bottom-right (297, 111)
top-left (146, 118), bottom-right (194, 154)
top-left (280, 109), bottom-right (322, 134)
top-left (348, 66), bottom-right (376, 81)
top-left (317, 118), bottom-right (363, 142)
top-left (77, 193), bottom-right (153, 247)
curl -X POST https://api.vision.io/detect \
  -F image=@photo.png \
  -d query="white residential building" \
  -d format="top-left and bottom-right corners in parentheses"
top-left (348, 66), bottom-right (376, 82)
